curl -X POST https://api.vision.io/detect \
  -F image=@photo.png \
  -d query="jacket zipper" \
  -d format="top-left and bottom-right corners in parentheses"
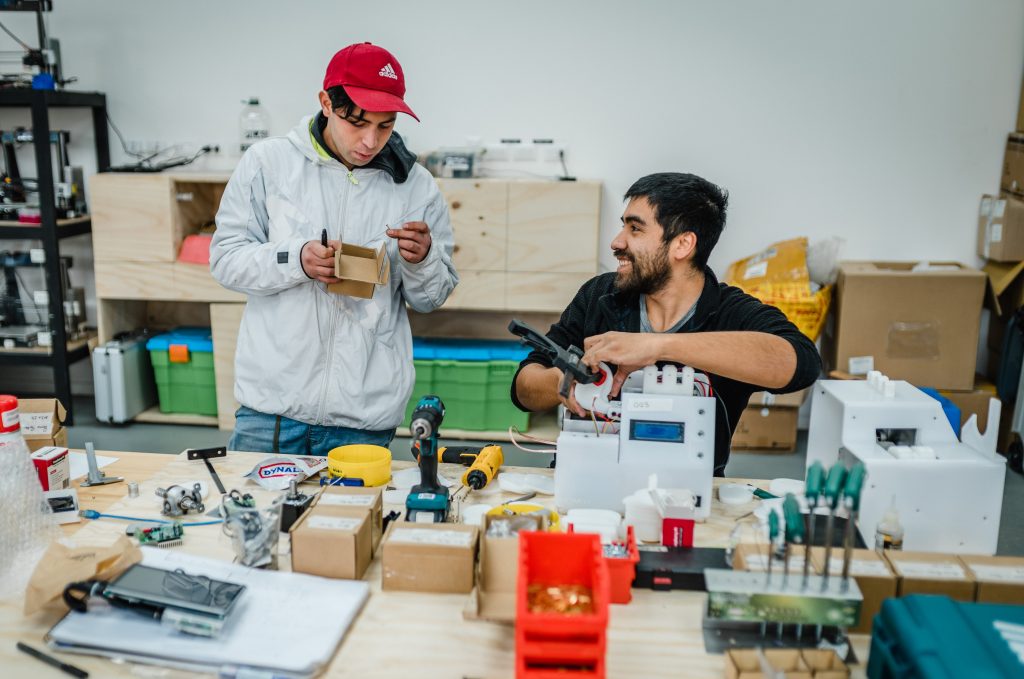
top-left (315, 168), bottom-right (354, 424)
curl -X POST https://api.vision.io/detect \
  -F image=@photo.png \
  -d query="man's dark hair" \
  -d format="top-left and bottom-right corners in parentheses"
top-left (326, 85), bottom-right (366, 122)
top-left (624, 173), bottom-right (729, 270)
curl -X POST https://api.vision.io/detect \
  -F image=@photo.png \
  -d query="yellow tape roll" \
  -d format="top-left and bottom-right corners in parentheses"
top-left (326, 445), bottom-right (392, 487)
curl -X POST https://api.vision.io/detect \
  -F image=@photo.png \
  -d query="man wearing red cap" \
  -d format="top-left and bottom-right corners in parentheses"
top-left (211, 43), bottom-right (458, 455)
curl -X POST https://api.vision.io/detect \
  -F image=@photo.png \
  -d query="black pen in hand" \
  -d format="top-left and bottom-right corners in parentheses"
top-left (321, 228), bottom-right (328, 249)
top-left (16, 642), bottom-right (89, 678)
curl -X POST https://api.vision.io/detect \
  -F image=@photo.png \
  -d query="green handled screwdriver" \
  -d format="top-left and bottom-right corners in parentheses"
top-left (840, 463), bottom-right (867, 591)
top-left (821, 463), bottom-right (848, 588)
top-left (782, 493), bottom-right (805, 588)
top-left (766, 508), bottom-right (780, 585)
top-left (803, 462), bottom-right (825, 588)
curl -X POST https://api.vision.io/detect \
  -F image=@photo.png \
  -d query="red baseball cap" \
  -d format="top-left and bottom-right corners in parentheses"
top-left (323, 42), bottom-right (419, 121)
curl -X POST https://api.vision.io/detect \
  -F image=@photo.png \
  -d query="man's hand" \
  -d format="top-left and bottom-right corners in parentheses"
top-left (559, 372), bottom-right (589, 418)
top-left (301, 239), bottom-right (341, 284)
top-left (583, 332), bottom-right (665, 397)
top-left (387, 221), bottom-right (432, 264)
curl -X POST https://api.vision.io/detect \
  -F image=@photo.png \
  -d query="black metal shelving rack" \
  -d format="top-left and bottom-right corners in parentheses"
top-left (0, 89), bottom-right (110, 425)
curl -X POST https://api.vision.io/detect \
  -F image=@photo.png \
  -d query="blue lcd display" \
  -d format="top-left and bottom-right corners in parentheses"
top-left (630, 420), bottom-right (685, 443)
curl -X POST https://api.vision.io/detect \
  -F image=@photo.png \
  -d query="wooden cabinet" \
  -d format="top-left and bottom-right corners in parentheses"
top-left (92, 173), bottom-right (601, 433)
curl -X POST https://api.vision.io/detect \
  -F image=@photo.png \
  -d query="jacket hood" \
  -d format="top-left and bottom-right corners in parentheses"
top-left (285, 113), bottom-right (416, 183)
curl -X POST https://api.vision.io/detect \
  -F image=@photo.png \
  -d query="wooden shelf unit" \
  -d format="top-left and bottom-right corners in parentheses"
top-left (92, 173), bottom-right (601, 435)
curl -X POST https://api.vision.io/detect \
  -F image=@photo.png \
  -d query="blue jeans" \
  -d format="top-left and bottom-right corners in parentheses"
top-left (229, 406), bottom-right (396, 456)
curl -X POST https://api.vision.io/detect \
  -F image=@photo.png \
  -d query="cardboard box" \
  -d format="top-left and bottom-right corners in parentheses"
top-left (812, 548), bottom-right (897, 635)
top-left (959, 555), bottom-right (1024, 605)
top-left (883, 551), bottom-right (976, 601)
top-left (731, 389), bottom-right (807, 452)
top-left (938, 378), bottom-right (999, 436)
top-left (725, 649), bottom-right (812, 679)
top-left (732, 543), bottom-right (812, 575)
top-left (978, 194), bottom-right (1024, 262)
top-left (1002, 133), bottom-right (1024, 197)
top-left (18, 398), bottom-right (67, 453)
top-left (381, 522), bottom-right (478, 593)
top-left (30, 446), bottom-right (69, 491)
top-left (314, 485), bottom-right (383, 552)
top-left (290, 506), bottom-right (372, 580)
top-left (467, 513), bottom-right (544, 622)
top-left (829, 262), bottom-right (985, 390)
top-left (327, 242), bottom-right (389, 299)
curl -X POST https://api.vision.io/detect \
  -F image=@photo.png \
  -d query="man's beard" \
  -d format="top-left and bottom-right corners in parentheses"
top-left (613, 244), bottom-right (672, 295)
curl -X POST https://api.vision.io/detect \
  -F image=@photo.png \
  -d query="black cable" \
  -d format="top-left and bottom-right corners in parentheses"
top-left (105, 112), bottom-right (154, 160)
top-left (558, 149), bottom-right (576, 182)
top-left (0, 19), bottom-right (32, 52)
top-left (13, 268), bottom-right (43, 323)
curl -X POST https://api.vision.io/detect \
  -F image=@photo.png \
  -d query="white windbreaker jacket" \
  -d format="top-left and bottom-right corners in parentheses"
top-left (210, 115), bottom-right (458, 430)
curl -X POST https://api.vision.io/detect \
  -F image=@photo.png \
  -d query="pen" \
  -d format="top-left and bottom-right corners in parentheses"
top-left (16, 642), bottom-right (89, 678)
top-left (320, 228), bottom-right (328, 249)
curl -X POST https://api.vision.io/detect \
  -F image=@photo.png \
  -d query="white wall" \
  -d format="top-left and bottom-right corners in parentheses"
top-left (1, 0), bottom-right (1022, 391)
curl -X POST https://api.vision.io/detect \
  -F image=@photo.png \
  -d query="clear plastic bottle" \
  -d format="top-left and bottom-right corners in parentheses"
top-left (0, 394), bottom-right (60, 601)
top-left (239, 97), bottom-right (270, 154)
top-left (874, 500), bottom-right (904, 552)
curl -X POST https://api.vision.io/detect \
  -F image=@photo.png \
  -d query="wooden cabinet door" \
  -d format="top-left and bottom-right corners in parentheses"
top-left (436, 178), bottom-right (508, 272)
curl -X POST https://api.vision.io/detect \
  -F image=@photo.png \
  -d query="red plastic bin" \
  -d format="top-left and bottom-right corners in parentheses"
top-left (567, 524), bottom-right (640, 605)
top-left (516, 531), bottom-right (609, 679)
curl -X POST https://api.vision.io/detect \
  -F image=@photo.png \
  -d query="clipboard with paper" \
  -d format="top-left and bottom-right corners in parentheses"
top-left (46, 547), bottom-right (369, 678)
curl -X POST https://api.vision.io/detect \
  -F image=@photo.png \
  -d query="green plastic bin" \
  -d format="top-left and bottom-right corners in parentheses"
top-left (403, 359), bottom-right (528, 432)
top-left (146, 328), bottom-right (217, 416)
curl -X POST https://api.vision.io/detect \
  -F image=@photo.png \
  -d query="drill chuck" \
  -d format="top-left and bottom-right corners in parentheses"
top-left (466, 469), bottom-right (486, 490)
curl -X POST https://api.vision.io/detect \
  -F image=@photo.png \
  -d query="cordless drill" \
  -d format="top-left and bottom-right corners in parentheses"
top-left (439, 444), bottom-right (504, 491)
top-left (405, 395), bottom-right (449, 523)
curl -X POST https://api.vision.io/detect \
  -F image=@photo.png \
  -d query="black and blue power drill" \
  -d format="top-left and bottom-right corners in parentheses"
top-left (405, 394), bottom-right (449, 523)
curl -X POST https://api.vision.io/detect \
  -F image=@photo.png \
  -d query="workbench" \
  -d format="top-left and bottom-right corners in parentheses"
top-left (1, 449), bottom-right (871, 678)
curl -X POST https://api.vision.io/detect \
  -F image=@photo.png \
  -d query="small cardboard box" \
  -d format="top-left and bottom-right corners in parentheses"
top-left (732, 543), bottom-right (812, 576)
top-left (828, 262), bottom-right (985, 390)
top-left (725, 649), bottom-right (812, 679)
top-left (18, 398), bottom-right (67, 453)
top-left (290, 506), bottom-right (372, 580)
top-left (978, 194), bottom-right (1024, 262)
top-left (884, 551), bottom-right (976, 601)
top-left (1001, 132), bottom-right (1024, 198)
top-left (382, 522), bottom-right (478, 593)
top-left (959, 555), bottom-right (1024, 605)
top-left (314, 485), bottom-right (383, 552)
top-left (467, 514), bottom-right (543, 622)
top-left (938, 379), bottom-right (999, 437)
top-left (812, 548), bottom-right (897, 635)
top-left (731, 389), bottom-right (807, 452)
top-left (30, 446), bottom-right (69, 491)
top-left (327, 242), bottom-right (389, 299)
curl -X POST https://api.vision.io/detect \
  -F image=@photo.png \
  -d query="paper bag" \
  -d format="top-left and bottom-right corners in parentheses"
top-left (24, 536), bottom-right (142, 615)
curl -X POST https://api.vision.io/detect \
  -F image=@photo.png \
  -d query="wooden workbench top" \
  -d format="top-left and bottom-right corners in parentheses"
top-left (1, 449), bottom-right (869, 678)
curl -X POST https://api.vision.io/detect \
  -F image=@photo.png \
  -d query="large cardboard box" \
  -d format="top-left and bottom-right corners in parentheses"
top-left (1002, 133), bottom-right (1024, 197)
top-left (829, 262), bottom-right (985, 390)
top-left (381, 522), bottom-right (478, 593)
top-left (959, 555), bottom-right (1024, 605)
top-left (812, 548), bottom-right (897, 635)
top-left (884, 551), bottom-right (976, 601)
top-left (18, 398), bottom-right (67, 453)
top-left (978, 194), bottom-right (1024, 262)
top-left (314, 486), bottom-right (383, 552)
top-left (290, 506), bottom-right (372, 580)
top-left (731, 389), bottom-right (807, 451)
top-left (466, 513), bottom-right (544, 622)
top-left (327, 243), bottom-right (390, 299)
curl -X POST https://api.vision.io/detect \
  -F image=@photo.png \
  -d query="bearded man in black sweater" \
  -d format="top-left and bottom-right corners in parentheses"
top-left (511, 172), bottom-right (821, 475)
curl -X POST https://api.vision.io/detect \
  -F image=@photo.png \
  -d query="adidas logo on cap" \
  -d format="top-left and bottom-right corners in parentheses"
top-left (379, 63), bottom-right (398, 80)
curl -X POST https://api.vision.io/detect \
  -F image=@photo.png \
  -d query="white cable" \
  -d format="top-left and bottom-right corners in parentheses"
top-left (508, 426), bottom-right (557, 454)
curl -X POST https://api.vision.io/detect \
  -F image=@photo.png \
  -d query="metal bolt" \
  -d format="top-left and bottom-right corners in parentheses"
top-left (128, 481), bottom-right (139, 498)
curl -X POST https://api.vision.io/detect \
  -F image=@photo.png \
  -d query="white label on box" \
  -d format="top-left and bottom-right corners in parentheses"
top-left (307, 515), bottom-right (361, 531)
top-left (742, 553), bottom-right (806, 572)
top-left (319, 494), bottom-right (374, 507)
top-left (848, 355), bottom-right (874, 375)
top-left (744, 261), bottom-right (768, 280)
top-left (20, 412), bottom-right (52, 435)
top-left (969, 564), bottom-right (1024, 583)
top-left (1, 409), bottom-right (19, 428)
top-left (389, 528), bottom-right (472, 548)
top-left (32, 290), bottom-right (48, 306)
top-left (992, 222), bottom-right (1004, 243)
top-left (826, 559), bottom-right (891, 577)
top-left (37, 331), bottom-right (52, 347)
top-left (29, 248), bottom-right (44, 263)
top-left (631, 398), bottom-right (673, 412)
top-left (981, 197), bottom-right (994, 216)
top-left (893, 560), bottom-right (966, 579)
top-left (994, 199), bottom-right (1008, 218)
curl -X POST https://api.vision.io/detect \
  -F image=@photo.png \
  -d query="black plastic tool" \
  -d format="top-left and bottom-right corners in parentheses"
top-left (187, 446), bottom-right (227, 495)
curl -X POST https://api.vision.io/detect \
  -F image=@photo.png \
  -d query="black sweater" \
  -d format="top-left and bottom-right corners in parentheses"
top-left (510, 268), bottom-right (822, 473)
